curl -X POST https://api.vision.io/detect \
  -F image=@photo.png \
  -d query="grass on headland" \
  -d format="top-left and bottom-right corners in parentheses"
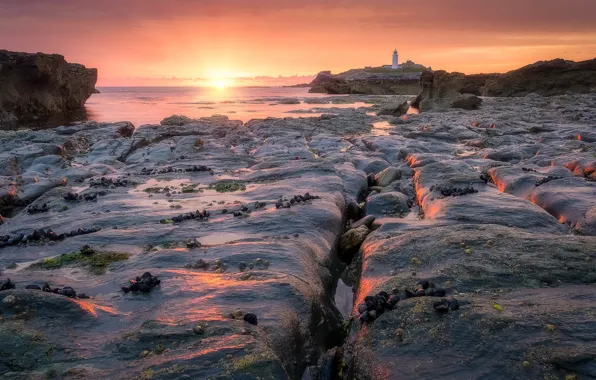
top-left (29, 246), bottom-right (129, 274)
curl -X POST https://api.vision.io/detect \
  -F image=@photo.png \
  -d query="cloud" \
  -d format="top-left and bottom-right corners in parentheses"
top-left (1, 0), bottom-right (595, 81)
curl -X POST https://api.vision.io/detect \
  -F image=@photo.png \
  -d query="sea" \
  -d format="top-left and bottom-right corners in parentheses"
top-left (77, 86), bottom-right (369, 127)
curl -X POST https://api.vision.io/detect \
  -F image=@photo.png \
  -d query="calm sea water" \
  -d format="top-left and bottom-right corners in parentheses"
top-left (82, 86), bottom-right (366, 127)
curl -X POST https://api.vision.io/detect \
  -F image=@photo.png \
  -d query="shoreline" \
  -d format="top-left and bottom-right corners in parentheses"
top-left (1, 91), bottom-right (596, 378)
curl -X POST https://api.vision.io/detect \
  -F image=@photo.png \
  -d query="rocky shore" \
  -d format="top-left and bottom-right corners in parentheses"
top-left (1, 74), bottom-right (596, 379)
top-left (311, 58), bottom-right (596, 97)
top-left (0, 50), bottom-right (97, 129)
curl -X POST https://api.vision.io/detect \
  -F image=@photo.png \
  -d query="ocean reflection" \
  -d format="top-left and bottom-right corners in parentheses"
top-left (84, 87), bottom-right (363, 126)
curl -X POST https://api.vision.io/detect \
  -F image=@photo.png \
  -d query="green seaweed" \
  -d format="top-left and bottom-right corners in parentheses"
top-left (209, 182), bottom-right (246, 193)
top-left (29, 247), bottom-right (129, 274)
top-left (181, 184), bottom-right (199, 193)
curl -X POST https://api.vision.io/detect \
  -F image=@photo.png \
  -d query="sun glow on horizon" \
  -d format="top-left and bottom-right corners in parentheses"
top-left (210, 77), bottom-right (235, 89)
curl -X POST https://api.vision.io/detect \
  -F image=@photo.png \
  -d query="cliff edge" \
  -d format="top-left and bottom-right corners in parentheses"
top-left (0, 50), bottom-right (97, 127)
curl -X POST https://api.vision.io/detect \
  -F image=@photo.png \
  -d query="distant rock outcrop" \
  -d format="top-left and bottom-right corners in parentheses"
top-left (309, 58), bottom-right (596, 99)
top-left (309, 69), bottom-right (422, 95)
top-left (0, 50), bottom-right (97, 128)
top-left (481, 58), bottom-right (596, 97)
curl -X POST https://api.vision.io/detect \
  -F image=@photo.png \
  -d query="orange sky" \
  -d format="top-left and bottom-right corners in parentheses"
top-left (2, 0), bottom-right (595, 86)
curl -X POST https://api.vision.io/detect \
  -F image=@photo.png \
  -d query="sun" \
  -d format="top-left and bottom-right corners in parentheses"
top-left (210, 78), bottom-right (233, 89)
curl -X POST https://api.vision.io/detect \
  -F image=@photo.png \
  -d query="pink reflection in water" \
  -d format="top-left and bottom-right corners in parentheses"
top-left (85, 87), bottom-right (363, 126)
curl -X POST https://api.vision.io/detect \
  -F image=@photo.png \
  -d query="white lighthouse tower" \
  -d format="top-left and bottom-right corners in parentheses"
top-left (392, 49), bottom-right (399, 69)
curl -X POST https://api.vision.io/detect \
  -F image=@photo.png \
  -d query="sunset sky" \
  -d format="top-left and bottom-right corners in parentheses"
top-left (2, 0), bottom-right (595, 86)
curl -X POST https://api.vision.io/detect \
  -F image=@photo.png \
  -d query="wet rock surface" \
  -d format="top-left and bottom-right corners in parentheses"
top-left (1, 93), bottom-right (596, 379)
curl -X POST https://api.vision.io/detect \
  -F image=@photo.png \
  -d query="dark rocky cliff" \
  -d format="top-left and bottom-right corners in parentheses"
top-left (482, 58), bottom-right (596, 97)
top-left (0, 50), bottom-right (97, 127)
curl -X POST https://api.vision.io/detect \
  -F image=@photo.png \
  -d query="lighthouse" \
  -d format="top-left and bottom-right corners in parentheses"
top-left (392, 49), bottom-right (399, 69)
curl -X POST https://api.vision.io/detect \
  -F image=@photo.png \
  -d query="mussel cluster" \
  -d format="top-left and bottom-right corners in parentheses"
top-left (161, 209), bottom-right (210, 224)
top-left (27, 203), bottom-right (50, 214)
top-left (404, 279), bottom-right (446, 298)
top-left (275, 193), bottom-right (321, 209)
top-left (0, 226), bottom-right (101, 249)
top-left (63, 191), bottom-right (108, 202)
top-left (356, 280), bottom-right (460, 324)
top-left (122, 272), bottom-right (161, 294)
top-left (139, 165), bottom-right (213, 176)
top-left (41, 283), bottom-right (88, 298)
top-left (0, 278), bottom-right (15, 291)
top-left (357, 291), bottom-right (399, 324)
top-left (229, 202), bottom-right (267, 217)
top-left (430, 184), bottom-right (478, 197)
top-left (0, 279), bottom-right (89, 299)
top-left (89, 177), bottom-right (130, 188)
top-left (0, 234), bottom-right (24, 248)
top-left (432, 298), bottom-right (459, 313)
top-left (535, 175), bottom-right (563, 186)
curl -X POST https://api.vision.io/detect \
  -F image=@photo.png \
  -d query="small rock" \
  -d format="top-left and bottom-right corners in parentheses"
top-left (2, 295), bottom-right (16, 307)
top-left (351, 215), bottom-right (375, 229)
top-left (374, 167), bottom-right (401, 187)
top-left (339, 225), bottom-right (370, 258)
top-left (243, 313), bottom-right (258, 326)
top-left (396, 328), bottom-right (405, 341)
top-left (448, 298), bottom-right (460, 311)
top-left (433, 300), bottom-right (450, 313)
top-left (193, 325), bottom-right (205, 335)
top-left (368, 310), bottom-right (377, 320)
top-left (345, 198), bottom-right (361, 220)
top-left (184, 238), bottom-right (202, 249)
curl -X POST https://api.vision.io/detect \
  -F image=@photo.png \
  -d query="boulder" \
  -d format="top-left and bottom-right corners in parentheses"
top-left (362, 160), bottom-right (390, 176)
top-left (452, 93), bottom-right (483, 110)
top-left (412, 70), bottom-right (483, 111)
top-left (374, 166), bottom-right (401, 187)
top-left (376, 101), bottom-right (410, 116)
top-left (160, 115), bottom-right (193, 126)
top-left (340, 225), bottom-right (370, 258)
top-left (351, 215), bottom-right (375, 229)
top-left (364, 191), bottom-right (411, 218)
top-left (0, 50), bottom-right (97, 127)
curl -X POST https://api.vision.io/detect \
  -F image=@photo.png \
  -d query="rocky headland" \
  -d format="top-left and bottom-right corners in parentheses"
top-left (309, 70), bottom-right (422, 95)
top-left (1, 56), bottom-right (596, 380)
top-left (311, 58), bottom-right (596, 98)
top-left (0, 50), bottom-right (97, 128)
